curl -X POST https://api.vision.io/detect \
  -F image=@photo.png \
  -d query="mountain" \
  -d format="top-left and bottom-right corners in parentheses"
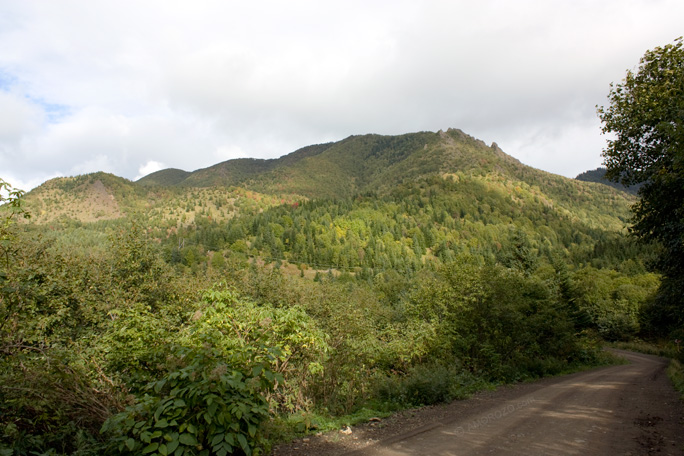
top-left (575, 167), bottom-right (641, 195)
top-left (22, 129), bottom-right (635, 232)
top-left (134, 129), bottom-right (527, 198)
top-left (22, 172), bottom-right (144, 223)
top-left (136, 142), bottom-right (335, 189)
top-left (137, 168), bottom-right (191, 187)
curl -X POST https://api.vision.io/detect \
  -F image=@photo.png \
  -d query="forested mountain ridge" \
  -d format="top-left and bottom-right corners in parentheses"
top-left (19, 127), bottom-right (639, 286)
top-left (575, 167), bottom-right (641, 195)
top-left (136, 129), bottom-right (536, 198)
top-left (23, 128), bottom-right (634, 227)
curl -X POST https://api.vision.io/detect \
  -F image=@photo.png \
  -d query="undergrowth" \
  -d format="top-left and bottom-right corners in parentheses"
top-left (667, 359), bottom-right (684, 399)
top-left (608, 339), bottom-right (679, 358)
top-left (608, 339), bottom-right (684, 399)
top-left (267, 350), bottom-right (617, 446)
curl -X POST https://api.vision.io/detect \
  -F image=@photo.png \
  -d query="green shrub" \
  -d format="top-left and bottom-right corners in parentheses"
top-left (0, 350), bottom-right (121, 456)
top-left (517, 357), bottom-right (568, 379)
top-left (597, 313), bottom-right (639, 341)
top-left (102, 345), bottom-right (279, 456)
top-left (185, 288), bottom-right (329, 414)
top-left (376, 363), bottom-right (487, 407)
top-left (667, 359), bottom-right (684, 399)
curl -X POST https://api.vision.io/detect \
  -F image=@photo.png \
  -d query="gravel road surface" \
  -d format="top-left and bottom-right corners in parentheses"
top-left (272, 350), bottom-right (684, 455)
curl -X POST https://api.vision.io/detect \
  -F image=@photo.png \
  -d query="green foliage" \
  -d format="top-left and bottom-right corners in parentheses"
top-left (598, 37), bottom-right (684, 187)
top-left (102, 345), bottom-right (275, 456)
top-left (406, 257), bottom-right (586, 382)
top-left (571, 267), bottom-right (659, 341)
top-left (100, 287), bottom-right (330, 456)
top-left (598, 37), bottom-right (684, 335)
top-left (0, 179), bottom-right (30, 264)
top-left (108, 222), bottom-right (174, 311)
top-left (184, 288), bottom-right (329, 413)
top-left (101, 303), bottom-right (176, 388)
top-left (667, 359), bottom-right (684, 399)
top-left (376, 362), bottom-right (489, 406)
top-left (0, 220), bottom-right (201, 455)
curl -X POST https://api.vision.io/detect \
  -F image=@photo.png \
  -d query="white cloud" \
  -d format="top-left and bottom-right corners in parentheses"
top-left (0, 91), bottom-right (44, 143)
top-left (497, 118), bottom-right (607, 178)
top-left (1, 0), bottom-right (684, 190)
top-left (0, 172), bottom-right (53, 195)
top-left (214, 144), bottom-right (248, 162)
top-left (135, 160), bottom-right (166, 180)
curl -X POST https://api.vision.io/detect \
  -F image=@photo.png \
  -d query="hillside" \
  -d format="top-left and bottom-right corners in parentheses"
top-left (23, 129), bottom-right (634, 233)
top-left (575, 167), bottom-right (641, 195)
top-left (19, 128), bottom-right (640, 288)
top-left (22, 174), bottom-right (297, 226)
top-left (136, 142), bottom-right (335, 189)
top-left (135, 129), bottom-right (526, 198)
top-left (22, 172), bottom-right (142, 223)
top-left (137, 168), bottom-right (191, 187)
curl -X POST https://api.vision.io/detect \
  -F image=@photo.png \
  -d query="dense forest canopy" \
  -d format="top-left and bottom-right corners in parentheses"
top-left (0, 128), bottom-right (668, 455)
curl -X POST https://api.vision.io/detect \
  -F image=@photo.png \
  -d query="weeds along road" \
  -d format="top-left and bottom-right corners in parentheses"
top-left (273, 350), bottom-right (684, 456)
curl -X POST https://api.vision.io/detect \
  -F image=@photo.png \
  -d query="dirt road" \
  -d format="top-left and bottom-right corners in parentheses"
top-left (272, 350), bottom-right (684, 455)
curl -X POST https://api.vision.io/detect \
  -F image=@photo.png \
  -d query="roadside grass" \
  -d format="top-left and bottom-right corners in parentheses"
top-left (265, 407), bottom-right (395, 445)
top-left (607, 339), bottom-right (684, 399)
top-left (266, 370), bottom-right (498, 445)
top-left (584, 347), bottom-right (629, 370)
top-left (266, 378), bottom-right (497, 445)
top-left (267, 346), bottom-right (620, 446)
top-left (608, 339), bottom-right (679, 358)
top-left (667, 359), bottom-right (684, 399)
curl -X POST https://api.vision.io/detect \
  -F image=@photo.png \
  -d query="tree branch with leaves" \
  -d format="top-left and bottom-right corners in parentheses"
top-left (0, 178), bottom-right (30, 266)
top-left (597, 37), bottom-right (684, 336)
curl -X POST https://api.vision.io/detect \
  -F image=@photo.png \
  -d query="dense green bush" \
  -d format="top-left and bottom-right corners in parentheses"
top-left (405, 257), bottom-right (585, 382)
top-left (376, 362), bottom-right (488, 406)
top-left (571, 266), bottom-right (659, 341)
top-left (0, 349), bottom-right (121, 456)
top-left (102, 345), bottom-right (277, 456)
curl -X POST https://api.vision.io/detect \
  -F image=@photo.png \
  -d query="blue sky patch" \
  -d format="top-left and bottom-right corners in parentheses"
top-left (0, 69), bottom-right (17, 91)
top-left (0, 69), bottom-right (71, 123)
top-left (27, 97), bottom-right (71, 123)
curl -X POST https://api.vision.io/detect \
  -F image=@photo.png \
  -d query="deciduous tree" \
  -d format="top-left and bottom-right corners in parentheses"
top-left (597, 37), bottom-right (684, 334)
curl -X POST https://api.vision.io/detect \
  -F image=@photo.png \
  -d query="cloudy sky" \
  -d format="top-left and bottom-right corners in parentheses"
top-left (1, 1), bottom-right (682, 191)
